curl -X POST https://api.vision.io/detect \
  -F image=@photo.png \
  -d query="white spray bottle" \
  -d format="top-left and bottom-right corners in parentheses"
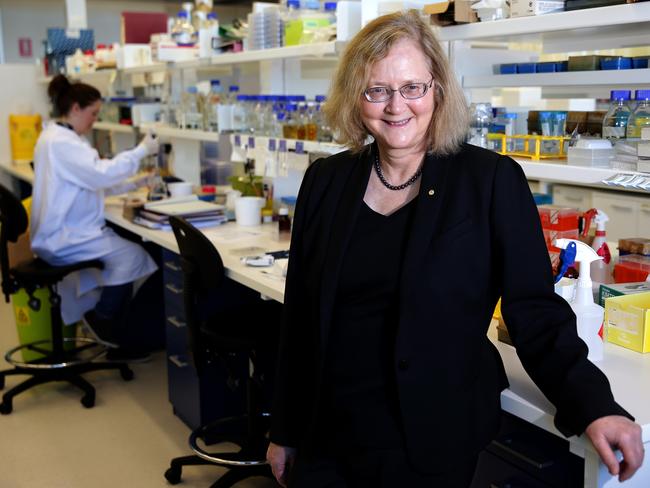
top-left (590, 210), bottom-right (613, 285)
top-left (555, 239), bottom-right (605, 362)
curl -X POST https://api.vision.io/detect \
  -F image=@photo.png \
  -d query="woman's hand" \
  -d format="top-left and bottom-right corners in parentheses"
top-left (267, 442), bottom-right (296, 487)
top-left (138, 131), bottom-right (159, 156)
top-left (585, 415), bottom-right (644, 482)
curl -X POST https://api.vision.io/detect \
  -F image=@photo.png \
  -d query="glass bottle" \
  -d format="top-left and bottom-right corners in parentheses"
top-left (602, 90), bottom-right (632, 140)
top-left (626, 89), bottom-right (650, 139)
top-left (467, 102), bottom-right (492, 149)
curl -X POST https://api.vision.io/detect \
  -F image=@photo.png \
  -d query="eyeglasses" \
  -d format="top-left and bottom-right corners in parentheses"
top-left (363, 79), bottom-right (434, 103)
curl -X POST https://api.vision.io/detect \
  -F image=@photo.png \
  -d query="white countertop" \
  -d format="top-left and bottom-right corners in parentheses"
top-left (488, 322), bottom-right (650, 447)
top-left (104, 201), bottom-right (287, 303)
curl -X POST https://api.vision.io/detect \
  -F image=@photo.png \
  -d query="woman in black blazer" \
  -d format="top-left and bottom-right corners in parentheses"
top-left (267, 10), bottom-right (643, 487)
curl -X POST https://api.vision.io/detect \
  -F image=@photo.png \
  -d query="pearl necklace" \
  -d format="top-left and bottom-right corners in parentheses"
top-left (373, 153), bottom-right (423, 191)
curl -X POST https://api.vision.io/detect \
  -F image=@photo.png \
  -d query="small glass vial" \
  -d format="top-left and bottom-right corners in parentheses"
top-left (278, 207), bottom-right (291, 238)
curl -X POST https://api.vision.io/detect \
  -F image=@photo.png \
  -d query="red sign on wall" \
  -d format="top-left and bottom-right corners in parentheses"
top-left (18, 38), bottom-right (32, 58)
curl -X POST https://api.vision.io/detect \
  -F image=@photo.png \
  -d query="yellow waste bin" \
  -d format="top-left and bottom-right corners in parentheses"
top-left (9, 114), bottom-right (42, 162)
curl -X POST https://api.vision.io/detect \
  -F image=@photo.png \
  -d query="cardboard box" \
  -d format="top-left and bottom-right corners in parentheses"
top-left (605, 292), bottom-right (650, 353)
top-left (510, 0), bottom-right (565, 18)
top-left (424, 1), bottom-right (477, 26)
top-left (599, 282), bottom-right (650, 307)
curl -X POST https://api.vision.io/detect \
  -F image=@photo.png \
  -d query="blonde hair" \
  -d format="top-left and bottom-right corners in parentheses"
top-left (324, 10), bottom-right (469, 155)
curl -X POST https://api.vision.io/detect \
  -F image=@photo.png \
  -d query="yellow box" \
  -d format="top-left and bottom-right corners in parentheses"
top-left (604, 292), bottom-right (650, 353)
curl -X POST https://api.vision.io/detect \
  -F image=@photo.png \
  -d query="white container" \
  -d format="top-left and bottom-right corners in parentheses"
top-left (568, 140), bottom-right (614, 169)
top-left (510, 0), bottom-right (565, 18)
top-left (115, 44), bottom-right (152, 69)
top-left (235, 197), bottom-right (265, 226)
top-left (168, 182), bottom-right (194, 198)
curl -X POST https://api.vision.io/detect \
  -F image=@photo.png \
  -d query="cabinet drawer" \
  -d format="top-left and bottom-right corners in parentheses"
top-left (591, 191), bottom-right (638, 242)
top-left (552, 185), bottom-right (592, 210)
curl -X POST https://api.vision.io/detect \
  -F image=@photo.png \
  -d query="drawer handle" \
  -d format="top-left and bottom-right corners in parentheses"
top-left (164, 261), bottom-right (182, 272)
top-left (493, 440), bottom-right (554, 470)
top-left (168, 355), bottom-right (188, 368)
top-left (165, 283), bottom-right (183, 295)
top-left (610, 204), bottom-right (633, 212)
top-left (167, 316), bottom-right (186, 328)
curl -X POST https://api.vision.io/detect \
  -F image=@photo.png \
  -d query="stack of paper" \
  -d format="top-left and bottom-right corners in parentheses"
top-left (134, 195), bottom-right (227, 231)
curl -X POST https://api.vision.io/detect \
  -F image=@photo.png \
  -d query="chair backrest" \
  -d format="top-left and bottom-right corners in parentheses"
top-left (169, 216), bottom-right (226, 373)
top-left (0, 184), bottom-right (29, 301)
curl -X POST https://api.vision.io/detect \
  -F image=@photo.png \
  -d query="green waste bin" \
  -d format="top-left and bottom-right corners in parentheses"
top-left (12, 287), bottom-right (76, 362)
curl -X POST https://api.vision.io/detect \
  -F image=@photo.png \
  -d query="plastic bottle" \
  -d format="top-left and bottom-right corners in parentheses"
top-left (602, 90), bottom-right (632, 140)
top-left (296, 103), bottom-right (307, 140)
top-left (468, 102), bottom-right (492, 148)
top-left (555, 239), bottom-right (605, 362)
top-left (207, 79), bottom-right (222, 132)
top-left (626, 90), bottom-right (650, 139)
top-left (199, 12), bottom-right (220, 58)
top-left (589, 210), bottom-right (613, 285)
top-left (305, 102), bottom-right (318, 141)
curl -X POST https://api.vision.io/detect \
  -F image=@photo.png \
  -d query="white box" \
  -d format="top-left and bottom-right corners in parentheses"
top-left (115, 44), bottom-right (152, 69)
top-left (156, 42), bottom-right (199, 62)
top-left (642, 127), bottom-right (650, 141)
top-left (510, 0), bottom-right (565, 18)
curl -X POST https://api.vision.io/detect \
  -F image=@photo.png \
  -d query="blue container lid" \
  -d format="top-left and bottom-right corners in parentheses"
top-left (210, 79), bottom-right (221, 86)
top-left (276, 112), bottom-right (286, 121)
top-left (611, 90), bottom-right (631, 101)
top-left (229, 85), bottom-right (239, 92)
top-left (315, 95), bottom-right (327, 102)
top-left (177, 11), bottom-right (188, 18)
top-left (289, 95), bottom-right (306, 102)
top-left (281, 196), bottom-right (297, 205)
top-left (186, 86), bottom-right (198, 93)
top-left (635, 90), bottom-right (650, 100)
top-left (207, 12), bottom-right (217, 19)
top-left (236, 94), bottom-right (249, 101)
top-left (287, 0), bottom-right (300, 7)
top-left (286, 103), bottom-right (298, 111)
top-left (324, 2), bottom-right (337, 11)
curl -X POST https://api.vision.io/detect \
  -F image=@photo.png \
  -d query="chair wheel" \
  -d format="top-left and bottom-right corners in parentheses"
top-left (120, 367), bottom-right (134, 381)
top-left (164, 466), bottom-right (182, 484)
top-left (0, 401), bottom-right (12, 415)
top-left (81, 394), bottom-right (95, 408)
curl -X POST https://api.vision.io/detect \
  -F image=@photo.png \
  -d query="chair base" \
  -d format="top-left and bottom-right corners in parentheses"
top-left (165, 414), bottom-right (272, 487)
top-left (0, 346), bottom-right (134, 414)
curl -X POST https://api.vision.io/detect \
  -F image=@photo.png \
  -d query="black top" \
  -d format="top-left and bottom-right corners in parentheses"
top-left (321, 198), bottom-right (417, 447)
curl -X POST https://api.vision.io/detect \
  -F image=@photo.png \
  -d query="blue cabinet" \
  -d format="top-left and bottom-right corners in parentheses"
top-left (162, 249), bottom-right (247, 432)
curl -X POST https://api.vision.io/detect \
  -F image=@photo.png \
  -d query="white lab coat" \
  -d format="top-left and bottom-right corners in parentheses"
top-left (30, 122), bottom-right (158, 324)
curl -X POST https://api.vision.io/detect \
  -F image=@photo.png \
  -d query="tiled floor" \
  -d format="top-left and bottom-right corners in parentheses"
top-left (0, 297), bottom-right (277, 488)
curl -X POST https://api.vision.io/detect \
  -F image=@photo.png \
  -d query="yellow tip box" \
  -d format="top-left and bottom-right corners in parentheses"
top-left (604, 292), bottom-right (650, 354)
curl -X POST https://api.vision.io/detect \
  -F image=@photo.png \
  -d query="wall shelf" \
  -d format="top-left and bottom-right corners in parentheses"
top-left (208, 41), bottom-right (344, 66)
top-left (463, 69), bottom-right (650, 89)
top-left (141, 124), bottom-right (221, 142)
top-left (94, 121), bottom-right (137, 133)
top-left (438, 3), bottom-right (650, 42)
top-left (515, 158), bottom-right (649, 194)
top-left (232, 134), bottom-right (345, 155)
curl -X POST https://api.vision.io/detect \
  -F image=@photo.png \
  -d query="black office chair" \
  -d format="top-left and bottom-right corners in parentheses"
top-left (0, 184), bottom-right (133, 414)
top-left (165, 216), bottom-right (281, 488)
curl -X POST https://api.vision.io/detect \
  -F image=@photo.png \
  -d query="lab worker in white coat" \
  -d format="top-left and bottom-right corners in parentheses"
top-left (31, 75), bottom-right (159, 359)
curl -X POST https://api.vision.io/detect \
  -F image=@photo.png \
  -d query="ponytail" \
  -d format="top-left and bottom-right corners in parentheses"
top-left (48, 74), bottom-right (101, 117)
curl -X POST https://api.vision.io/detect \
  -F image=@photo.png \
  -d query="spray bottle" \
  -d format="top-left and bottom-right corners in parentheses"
top-left (555, 239), bottom-right (605, 362)
top-left (582, 208), bottom-right (613, 287)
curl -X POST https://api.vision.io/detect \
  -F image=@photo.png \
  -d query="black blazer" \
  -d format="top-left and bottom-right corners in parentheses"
top-left (270, 143), bottom-right (631, 473)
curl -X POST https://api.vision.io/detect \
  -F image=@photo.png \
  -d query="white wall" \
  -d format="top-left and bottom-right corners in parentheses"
top-left (0, 0), bottom-right (252, 64)
top-left (0, 64), bottom-right (49, 163)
